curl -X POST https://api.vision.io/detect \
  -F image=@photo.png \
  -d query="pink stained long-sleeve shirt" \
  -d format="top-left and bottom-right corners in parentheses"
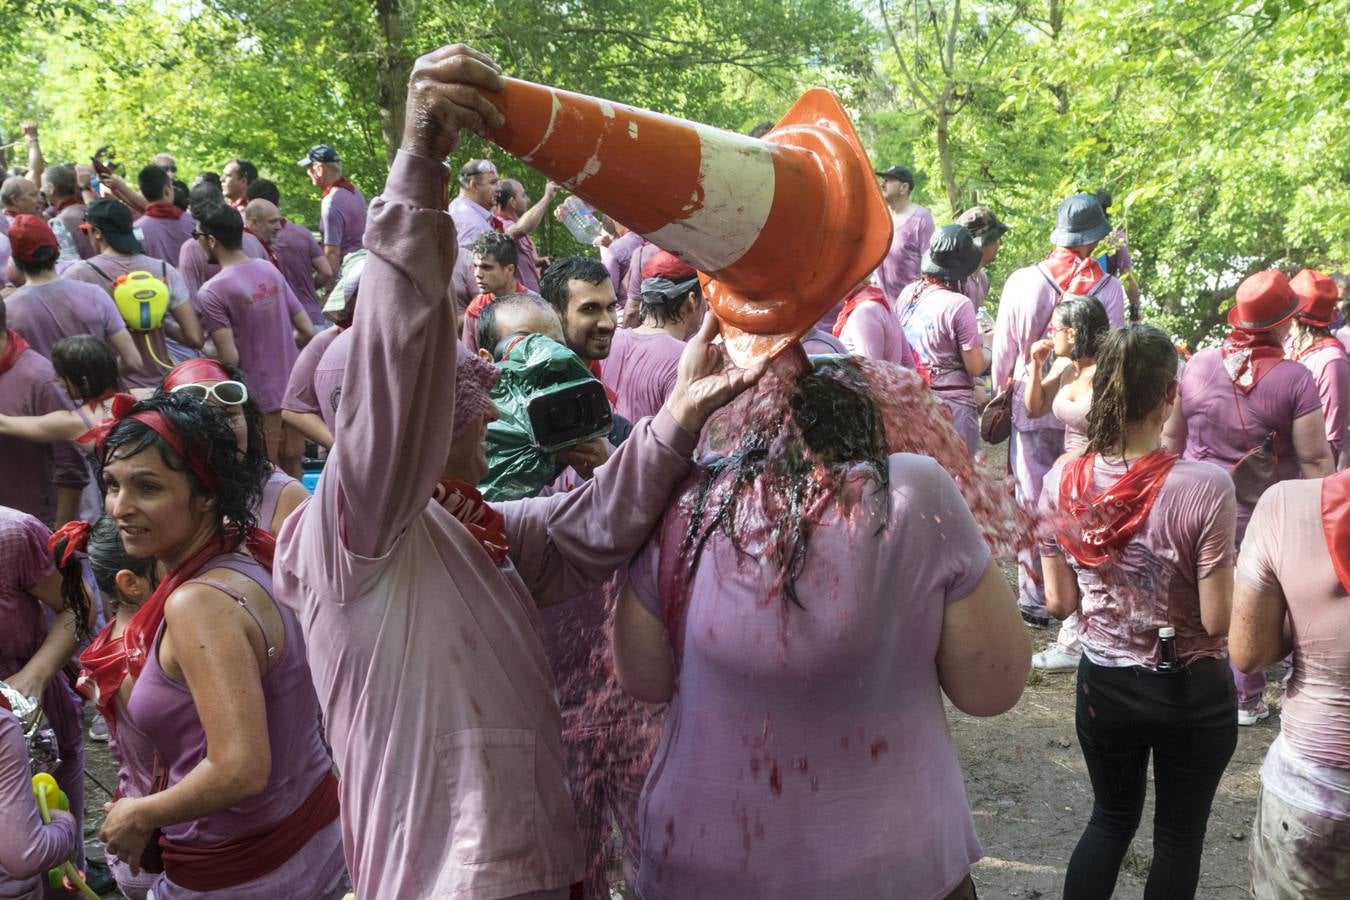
top-left (273, 151), bottom-right (700, 900)
top-left (1298, 342), bottom-right (1350, 462)
top-left (0, 710), bottom-right (78, 898)
top-left (991, 263), bottom-right (1125, 433)
top-left (876, 204), bottom-right (934, 304)
top-left (837, 298), bottom-right (911, 366)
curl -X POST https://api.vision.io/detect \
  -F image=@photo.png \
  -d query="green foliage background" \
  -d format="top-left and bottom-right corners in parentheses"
top-left (1, 0), bottom-right (1345, 346)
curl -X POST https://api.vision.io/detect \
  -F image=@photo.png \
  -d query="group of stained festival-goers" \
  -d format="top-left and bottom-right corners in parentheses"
top-left (1, 42), bottom-right (1348, 900)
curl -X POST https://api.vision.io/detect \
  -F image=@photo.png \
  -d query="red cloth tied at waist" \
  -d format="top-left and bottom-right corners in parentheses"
top-left (159, 769), bottom-right (339, 891)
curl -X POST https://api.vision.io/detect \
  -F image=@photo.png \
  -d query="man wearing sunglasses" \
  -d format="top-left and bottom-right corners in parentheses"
top-left (193, 200), bottom-right (315, 476)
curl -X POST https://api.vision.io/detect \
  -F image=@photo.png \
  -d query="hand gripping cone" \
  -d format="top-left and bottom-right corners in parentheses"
top-left (479, 79), bottom-right (893, 365)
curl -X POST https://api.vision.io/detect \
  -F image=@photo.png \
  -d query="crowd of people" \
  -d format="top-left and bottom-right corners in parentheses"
top-left (0, 41), bottom-right (1348, 900)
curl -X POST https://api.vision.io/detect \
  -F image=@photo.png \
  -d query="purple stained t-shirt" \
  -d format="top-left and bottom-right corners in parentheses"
top-left (311, 326), bottom-right (352, 432)
top-left (283, 325), bottom-right (342, 419)
top-left (1174, 348), bottom-right (1321, 527)
top-left (628, 453), bottom-right (989, 900)
top-left (272, 220), bottom-right (326, 325)
top-left (319, 184), bottom-right (367, 259)
top-left (133, 210), bottom-right (196, 266)
top-left (897, 281), bottom-right (982, 400)
top-left (876, 204), bottom-right (934, 304)
top-left (1040, 457), bottom-right (1236, 669)
top-left (838, 297), bottom-right (911, 366)
top-left (602, 231), bottom-right (643, 299)
top-left (0, 350), bottom-right (88, 525)
top-left (196, 258), bottom-right (304, 412)
top-left (4, 279), bottom-right (126, 359)
top-left (1297, 342), bottom-right (1350, 461)
top-left (177, 230), bottom-right (269, 302)
top-left (599, 327), bottom-right (683, 423)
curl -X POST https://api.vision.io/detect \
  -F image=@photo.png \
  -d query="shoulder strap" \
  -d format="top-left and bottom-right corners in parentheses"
top-left (83, 259), bottom-right (111, 282)
top-left (186, 576), bottom-right (278, 661)
top-left (1036, 263), bottom-right (1062, 299)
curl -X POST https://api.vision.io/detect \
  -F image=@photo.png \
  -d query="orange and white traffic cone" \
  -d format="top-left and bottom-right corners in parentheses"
top-left (480, 79), bottom-right (892, 364)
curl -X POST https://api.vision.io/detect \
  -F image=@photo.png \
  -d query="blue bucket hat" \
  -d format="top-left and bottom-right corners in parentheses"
top-left (1050, 193), bottom-right (1112, 247)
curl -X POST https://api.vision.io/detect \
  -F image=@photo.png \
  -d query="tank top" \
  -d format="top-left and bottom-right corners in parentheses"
top-left (256, 467), bottom-right (300, 534)
top-left (1053, 385), bottom-right (1092, 454)
top-left (122, 553), bottom-right (331, 846)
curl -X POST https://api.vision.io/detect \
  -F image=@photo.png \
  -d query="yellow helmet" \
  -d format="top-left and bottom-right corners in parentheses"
top-left (111, 270), bottom-right (170, 332)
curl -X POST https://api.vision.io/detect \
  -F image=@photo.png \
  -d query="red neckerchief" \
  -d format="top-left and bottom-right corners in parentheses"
top-left (54, 197), bottom-right (82, 213)
top-left (321, 178), bottom-right (357, 199)
top-left (433, 478), bottom-right (509, 565)
top-left (1321, 470), bottom-right (1350, 595)
top-left (1057, 450), bottom-right (1179, 567)
top-left (1295, 336), bottom-right (1346, 362)
top-left (589, 359), bottom-right (618, 405)
top-left (227, 196), bottom-right (248, 211)
top-left (143, 202), bottom-right (183, 221)
top-left (831, 285), bottom-right (889, 337)
top-left (243, 227), bottom-right (280, 266)
top-left (465, 281), bottom-right (528, 320)
top-left (76, 529), bottom-right (275, 728)
top-left (0, 330), bottom-right (31, 375)
top-left (1043, 246), bottom-right (1107, 294)
top-left (1221, 328), bottom-right (1286, 394)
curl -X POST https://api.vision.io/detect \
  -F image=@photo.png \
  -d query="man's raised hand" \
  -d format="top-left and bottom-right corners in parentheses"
top-left (401, 44), bottom-right (506, 161)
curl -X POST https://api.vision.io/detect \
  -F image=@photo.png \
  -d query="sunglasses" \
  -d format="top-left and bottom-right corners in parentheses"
top-left (171, 380), bottom-right (248, 406)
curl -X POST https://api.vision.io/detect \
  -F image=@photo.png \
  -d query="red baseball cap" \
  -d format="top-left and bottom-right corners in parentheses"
top-left (7, 214), bottom-right (59, 264)
top-left (641, 249), bottom-right (697, 282)
top-left (1291, 268), bottom-right (1339, 328)
top-left (1228, 270), bottom-right (1300, 332)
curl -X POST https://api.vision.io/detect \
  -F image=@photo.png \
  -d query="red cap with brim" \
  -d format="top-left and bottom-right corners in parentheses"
top-left (1292, 268), bottom-right (1339, 328)
top-left (1228, 270), bottom-right (1300, 332)
top-left (7, 214), bottom-right (58, 264)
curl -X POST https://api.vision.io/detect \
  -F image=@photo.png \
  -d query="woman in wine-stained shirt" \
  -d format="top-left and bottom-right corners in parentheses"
top-left (79, 392), bottom-right (347, 898)
top-left (1287, 268), bottom-right (1350, 467)
top-left (1041, 324), bottom-right (1238, 899)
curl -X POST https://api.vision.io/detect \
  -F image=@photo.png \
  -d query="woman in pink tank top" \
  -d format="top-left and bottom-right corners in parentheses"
top-left (1023, 295), bottom-right (1109, 459)
top-left (67, 390), bottom-right (346, 898)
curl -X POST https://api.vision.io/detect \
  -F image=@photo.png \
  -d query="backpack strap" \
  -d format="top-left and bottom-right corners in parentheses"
top-left (83, 259), bottom-right (111, 283)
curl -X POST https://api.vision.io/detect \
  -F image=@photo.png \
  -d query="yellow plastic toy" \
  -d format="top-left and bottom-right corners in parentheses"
top-left (31, 772), bottom-right (98, 899)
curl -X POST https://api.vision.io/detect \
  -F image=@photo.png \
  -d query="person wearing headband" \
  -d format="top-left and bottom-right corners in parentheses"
top-left (272, 45), bottom-right (766, 900)
top-left (85, 391), bottom-right (348, 897)
top-left (162, 358), bottom-right (309, 536)
top-left (600, 249), bottom-right (701, 424)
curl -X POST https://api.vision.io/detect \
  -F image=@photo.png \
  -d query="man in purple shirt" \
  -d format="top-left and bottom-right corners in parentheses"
top-left (40, 164), bottom-right (95, 259)
top-left (0, 307), bottom-right (87, 526)
top-left (220, 158), bottom-right (257, 211)
top-left (132, 164), bottom-right (196, 265)
top-left (1, 176), bottom-right (41, 220)
top-left (492, 177), bottom-right (558, 292)
top-left (875, 165), bottom-right (935, 303)
top-left (601, 251), bottom-right (697, 422)
top-left (449, 158), bottom-right (498, 261)
top-left (539, 256), bottom-right (620, 372)
top-left (244, 186), bottom-right (334, 325)
top-left (193, 201), bottom-right (314, 474)
top-left (300, 144), bottom-right (367, 275)
top-left (601, 221), bottom-right (642, 309)
top-left (177, 184), bottom-right (272, 301)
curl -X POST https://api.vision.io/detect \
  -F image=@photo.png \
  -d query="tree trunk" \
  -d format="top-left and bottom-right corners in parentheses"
top-left (935, 111), bottom-right (959, 217)
top-left (374, 0), bottom-right (408, 164)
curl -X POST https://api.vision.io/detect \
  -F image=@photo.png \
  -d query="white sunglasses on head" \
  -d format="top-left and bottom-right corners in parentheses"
top-left (170, 380), bottom-right (249, 406)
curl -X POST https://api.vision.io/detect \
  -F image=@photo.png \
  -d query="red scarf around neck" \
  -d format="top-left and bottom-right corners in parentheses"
top-left (76, 528), bottom-right (275, 728)
top-left (832, 285), bottom-right (889, 338)
top-left (1057, 449), bottom-right (1179, 567)
top-left (0, 330), bottom-right (30, 375)
top-left (322, 177), bottom-right (357, 199)
top-left (143, 201), bottom-right (183, 221)
top-left (1044, 246), bottom-right (1107, 295)
top-left (243, 227), bottom-right (280, 266)
top-left (1321, 470), bottom-right (1350, 595)
top-left (54, 196), bottom-right (83, 213)
top-left (1221, 328), bottom-right (1286, 394)
top-left (433, 478), bottom-right (509, 566)
top-left (1295, 335), bottom-right (1346, 362)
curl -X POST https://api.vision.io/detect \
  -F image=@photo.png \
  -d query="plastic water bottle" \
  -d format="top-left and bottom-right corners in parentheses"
top-left (49, 217), bottom-right (79, 262)
top-left (557, 196), bottom-right (603, 246)
top-left (1156, 626), bottom-right (1180, 672)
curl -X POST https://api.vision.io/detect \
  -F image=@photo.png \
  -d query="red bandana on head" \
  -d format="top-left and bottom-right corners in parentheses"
top-left (1057, 450), bottom-right (1179, 567)
top-left (162, 358), bottom-right (232, 391)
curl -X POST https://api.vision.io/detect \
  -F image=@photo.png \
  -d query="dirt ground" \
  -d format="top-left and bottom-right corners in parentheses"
top-left (78, 438), bottom-right (1275, 899)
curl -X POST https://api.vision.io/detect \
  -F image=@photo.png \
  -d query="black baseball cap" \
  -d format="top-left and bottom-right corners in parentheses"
top-left (82, 199), bottom-right (142, 254)
top-left (297, 144), bottom-right (341, 166)
top-left (875, 165), bottom-right (915, 186)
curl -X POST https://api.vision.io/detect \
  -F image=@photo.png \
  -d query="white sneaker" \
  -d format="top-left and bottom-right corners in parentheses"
top-left (1238, 702), bottom-right (1270, 727)
top-left (1032, 644), bottom-right (1082, 672)
top-left (88, 712), bottom-right (109, 743)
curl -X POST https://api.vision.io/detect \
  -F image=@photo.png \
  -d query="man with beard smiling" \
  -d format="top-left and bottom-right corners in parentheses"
top-left (538, 256), bottom-right (619, 378)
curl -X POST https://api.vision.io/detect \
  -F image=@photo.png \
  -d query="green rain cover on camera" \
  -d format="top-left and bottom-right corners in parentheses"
top-left (480, 333), bottom-right (600, 501)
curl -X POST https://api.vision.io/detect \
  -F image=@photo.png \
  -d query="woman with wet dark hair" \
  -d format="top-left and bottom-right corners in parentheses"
top-left (1025, 295), bottom-right (1111, 458)
top-left (612, 354), bottom-right (1030, 900)
top-left (74, 391), bottom-right (346, 898)
top-left (1041, 324), bottom-right (1237, 898)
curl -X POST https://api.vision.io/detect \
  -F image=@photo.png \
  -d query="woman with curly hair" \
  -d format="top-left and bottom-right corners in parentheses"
top-left (70, 391), bottom-right (346, 897)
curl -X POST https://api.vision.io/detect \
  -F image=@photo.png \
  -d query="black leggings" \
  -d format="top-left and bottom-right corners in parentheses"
top-left (1063, 655), bottom-right (1237, 900)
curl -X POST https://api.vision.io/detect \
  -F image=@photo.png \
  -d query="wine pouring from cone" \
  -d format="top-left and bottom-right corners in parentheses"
top-left (477, 79), bottom-right (893, 366)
